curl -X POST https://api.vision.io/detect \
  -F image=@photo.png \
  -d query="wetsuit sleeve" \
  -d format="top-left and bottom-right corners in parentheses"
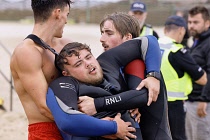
top-left (94, 88), bottom-right (148, 112)
top-left (46, 77), bottom-right (117, 137)
top-left (142, 35), bottom-right (161, 73)
top-left (97, 35), bottom-right (161, 74)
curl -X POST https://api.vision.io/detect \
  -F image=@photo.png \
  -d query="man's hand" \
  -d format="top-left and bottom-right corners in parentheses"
top-left (78, 96), bottom-right (96, 115)
top-left (197, 102), bottom-right (207, 117)
top-left (136, 77), bottom-right (160, 106)
top-left (103, 113), bottom-right (136, 140)
top-left (130, 108), bottom-right (141, 123)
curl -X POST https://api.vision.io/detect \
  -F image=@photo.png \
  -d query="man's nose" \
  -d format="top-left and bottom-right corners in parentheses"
top-left (100, 34), bottom-right (106, 43)
top-left (188, 23), bottom-right (193, 28)
top-left (85, 61), bottom-right (92, 69)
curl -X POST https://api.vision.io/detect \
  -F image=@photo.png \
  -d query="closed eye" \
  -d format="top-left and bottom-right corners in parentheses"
top-left (86, 54), bottom-right (92, 60)
top-left (74, 60), bottom-right (82, 67)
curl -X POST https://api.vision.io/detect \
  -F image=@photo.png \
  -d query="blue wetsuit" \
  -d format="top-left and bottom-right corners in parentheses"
top-left (46, 36), bottom-right (171, 140)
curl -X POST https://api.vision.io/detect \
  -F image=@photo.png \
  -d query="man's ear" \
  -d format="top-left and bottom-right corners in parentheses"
top-left (205, 20), bottom-right (210, 29)
top-left (53, 8), bottom-right (61, 19)
top-left (62, 70), bottom-right (69, 76)
top-left (125, 33), bottom-right (133, 40)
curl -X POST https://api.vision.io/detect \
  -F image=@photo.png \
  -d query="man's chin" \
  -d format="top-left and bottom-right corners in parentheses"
top-left (104, 47), bottom-right (111, 51)
top-left (81, 77), bottom-right (103, 86)
top-left (189, 31), bottom-right (198, 37)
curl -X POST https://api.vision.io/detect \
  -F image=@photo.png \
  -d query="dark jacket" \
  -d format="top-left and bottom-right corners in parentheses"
top-left (188, 28), bottom-right (210, 102)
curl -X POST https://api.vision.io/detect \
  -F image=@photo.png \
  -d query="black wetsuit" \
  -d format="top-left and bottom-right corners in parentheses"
top-left (46, 36), bottom-right (172, 140)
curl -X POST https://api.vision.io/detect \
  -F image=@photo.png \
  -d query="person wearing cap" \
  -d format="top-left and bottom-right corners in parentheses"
top-left (128, 1), bottom-right (159, 39)
top-left (159, 15), bottom-right (207, 140)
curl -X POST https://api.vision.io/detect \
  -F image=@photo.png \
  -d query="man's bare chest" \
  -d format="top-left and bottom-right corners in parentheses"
top-left (42, 53), bottom-right (59, 83)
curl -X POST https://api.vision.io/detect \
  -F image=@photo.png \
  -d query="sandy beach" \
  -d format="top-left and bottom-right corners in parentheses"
top-left (0, 21), bottom-right (164, 140)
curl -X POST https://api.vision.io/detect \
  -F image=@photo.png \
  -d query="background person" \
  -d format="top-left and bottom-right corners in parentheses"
top-left (185, 6), bottom-right (210, 140)
top-left (128, 1), bottom-right (159, 39)
top-left (159, 15), bottom-right (207, 140)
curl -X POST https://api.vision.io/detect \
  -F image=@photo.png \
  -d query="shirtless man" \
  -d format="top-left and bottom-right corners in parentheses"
top-left (10, 1), bottom-right (134, 139)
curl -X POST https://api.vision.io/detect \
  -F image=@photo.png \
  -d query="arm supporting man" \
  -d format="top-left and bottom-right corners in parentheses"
top-left (47, 76), bottom-right (136, 139)
top-left (47, 88), bottom-right (118, 137)
top-left (79, 36), bottom-right (160, 115)
top-left (94, 88), bottom-right (148, 111)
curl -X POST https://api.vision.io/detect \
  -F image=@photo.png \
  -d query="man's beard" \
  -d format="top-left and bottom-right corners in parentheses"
top-left (189, 30), bottom-right (199, 38)
top-left (80, 68), bottom-right (104, 86)
top-left (82, 76), bottom-right (103, 86)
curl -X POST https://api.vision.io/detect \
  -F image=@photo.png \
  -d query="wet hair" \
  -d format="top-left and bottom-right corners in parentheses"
top-left (56, 42), bottom-right (91, 71)
top-left (188, 6), bottom-right (210, 21)
top-left (31, 0), bottom-right (73, 23)
top-left (100, 12), bottom-right (140, 38)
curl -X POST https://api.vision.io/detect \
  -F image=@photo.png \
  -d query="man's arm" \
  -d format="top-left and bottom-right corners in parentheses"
top-left (15, 45), bottom-right (53, 120)
top-left (195, 73), bottom-right (207, 85)
top-left (47, 88), bottom-right (117, 136)
top-left (135, 35), bottom-right (161, 73)
top-left (79, 88), bottom-right (148, 115)
top-left (47, 77), bottom-right (136, 138)
top-left (124, 59), bottom-right (160, 105)
top-left (135, 36), bottom-right (161, 105)
top-left (197, 45), bottom-right (210, 117)
top-left (98, 35), bottom-right (161, 73)
top-left (169, 49), bottom-right (208, 118)
top-left (173, 49), bottom-right (207, 85)
top-left (98, 35), bottom-right (161, 104)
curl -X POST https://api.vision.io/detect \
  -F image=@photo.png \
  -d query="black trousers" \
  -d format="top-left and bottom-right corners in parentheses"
top-left (168, 100), bottom-right (186, 140)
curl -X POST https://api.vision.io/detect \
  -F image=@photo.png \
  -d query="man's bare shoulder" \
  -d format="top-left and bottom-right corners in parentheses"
top-left (11, 39), bottom-right (43, 70)
top-left (13, 39), bottom-right (42, 55)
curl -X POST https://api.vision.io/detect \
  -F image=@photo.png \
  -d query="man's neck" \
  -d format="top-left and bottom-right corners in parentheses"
top-left (32, 22), bottom-right (56, 45)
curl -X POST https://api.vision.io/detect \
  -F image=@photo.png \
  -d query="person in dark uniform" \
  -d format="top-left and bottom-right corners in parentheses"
top-left (128, 1), bottom-right (159, 39)
top-left (47, 36), bottom-right (171, 139)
